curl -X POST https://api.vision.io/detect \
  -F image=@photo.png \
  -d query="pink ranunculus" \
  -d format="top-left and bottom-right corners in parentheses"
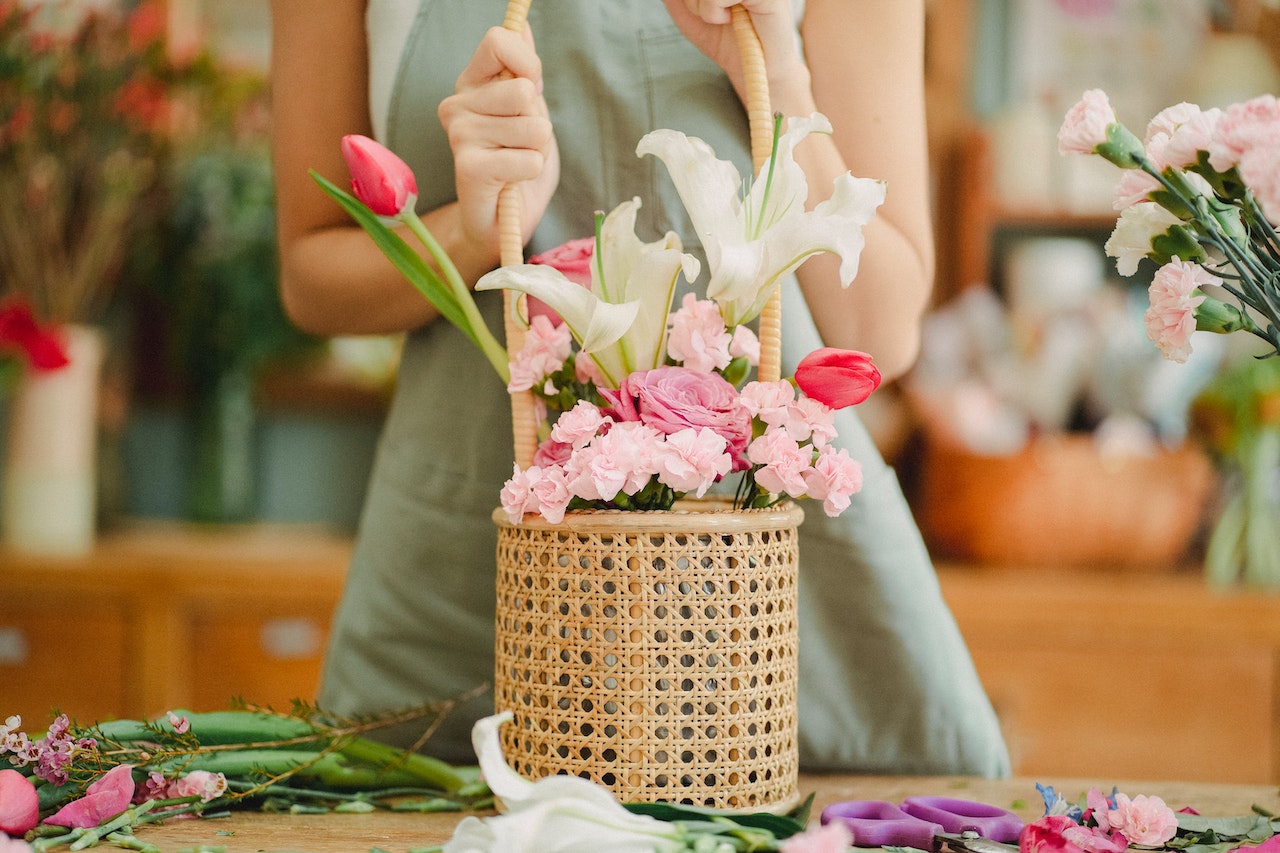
top-left (794, 348), bottom-right (882, 409)
top-left (601, 366), bottom-right (752, 459)
top-left (667, 293), bottom-right (732, 374)
top-left (340, 134), bottom-right (418, 217)
top-left (1106, 792), bottom-right (1178, 847)
top-left (1144, 258), bottom-right (1216, 362)
top-left (781, 820), bottom-right (854, 853)
top-left (1058, 89), bottom-right (1117, 155)
top-left (1020, 815), bottom-right (1128, 853)
top-left (44, 763), bottom-right (136, 829)
top-left (0, 769), bottom-right (38, 836)
top-left (652, 427), bottom-right (731, 497)
top-left (528, 236), bottom-right (595, 322)
top-left (802, 445), bottom-right (864, 516)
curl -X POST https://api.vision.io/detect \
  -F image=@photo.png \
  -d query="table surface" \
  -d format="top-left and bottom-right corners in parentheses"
top-left (130, 774), bottom-right (1280, 852)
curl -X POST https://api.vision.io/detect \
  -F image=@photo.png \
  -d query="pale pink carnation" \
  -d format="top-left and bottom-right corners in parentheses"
top-left (1238, 143), bottom-right (1280, 223)
top-left (790, 397), bottom-right (838, 448)
top-left (550, 401), bottom-right (611, 449)
top-left (499, 464), bottom-right (544, 523)
top-left (667, 293), bottom-right (732, 373)
top-left (507, 315), bottom-right (572, 393)
top-left (1209, 94), bottom-right (1280, 172)
top-left (1105, 202), bottom-right (1182, 276)
top-left (782, 820), bottom-right (854, 853)
top-left (530, 465), bottom-right (572, 523)
top-left (1103, 792), bottom-right (1178, 847)
top-left (653, 427), bottom-right (731, 496)
top-left (748, 429), bottom-right (812, 497)
top-left (574, 352), bottom-right (608, 388)
top-left (593, 421), bottom-right (664, 495)
top-left (739, 380), bottom-right (795, 422)
top-left (1113, 166), bottom-right (1160, 209)
top-left (533, 437), bottom-right (574, 468)
top-left (1144, 258), bottom-right (1216, 363)
top-left (1145, 101), bottom-right (1204, 142)
top-left (729, 325), bottom-right (760, 365)
top-left (1162, 106), bottom-right (1221, 168)
top-left (802, 445), bottom-right (864, 517)
top-left (1058, 89), bottom-right (1117, 155)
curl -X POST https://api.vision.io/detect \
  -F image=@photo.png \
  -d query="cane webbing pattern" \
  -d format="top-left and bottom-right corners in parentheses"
top-left (493, 502), bottom-right (803, 810)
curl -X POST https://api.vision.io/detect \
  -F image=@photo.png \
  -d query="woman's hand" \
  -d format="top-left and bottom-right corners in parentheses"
top-left (438, 25), bottom-right (561, 258)
top-left (662, 0), bottom-right (814, 115)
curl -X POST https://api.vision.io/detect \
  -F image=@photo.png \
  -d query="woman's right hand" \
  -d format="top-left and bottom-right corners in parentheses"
top-left (438, 25), bottom-right (560, 258)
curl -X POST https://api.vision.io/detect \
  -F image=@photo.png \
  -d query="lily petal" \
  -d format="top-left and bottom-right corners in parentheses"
top-left (476, 266), bottom-right (639, 355)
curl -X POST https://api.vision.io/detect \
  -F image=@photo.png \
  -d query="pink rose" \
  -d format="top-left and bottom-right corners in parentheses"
top-left (1058, 89), bottom-right (1117, 155)
top-left (0, 769), bottom-right (39, 836)
top-left (1102, 792), bottom-right (1178, 847)
top-left (782, 821), bottom-right (854, 853)
top-left (1020, 815), bottom-right (1128, 853)
top-left (44, 763), bottom-right (136, 829)
top-left (794, 348), bottom-right (881, 409)
top-left (601, 366), bottom-right (752, 460)
top-left (528, 237), bottom-right (594, 322)
top-left (340, 134), bottom-right (418, 217)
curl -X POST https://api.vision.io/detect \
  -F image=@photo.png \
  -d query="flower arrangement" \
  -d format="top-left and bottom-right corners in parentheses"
top-left (0, 0), bottom-right (214, 326)
top-left (1057, 90), bottom-right (1280, 364)
top-left (315, 113), bottom-right (886, 522)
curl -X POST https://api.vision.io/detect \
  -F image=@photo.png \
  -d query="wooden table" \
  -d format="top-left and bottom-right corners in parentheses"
top-left (131, 774), bottom-right (1280, 852)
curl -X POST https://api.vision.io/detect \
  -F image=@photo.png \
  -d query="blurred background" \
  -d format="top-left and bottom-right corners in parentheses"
top-left (3, 0), bottom-right (1280, 785)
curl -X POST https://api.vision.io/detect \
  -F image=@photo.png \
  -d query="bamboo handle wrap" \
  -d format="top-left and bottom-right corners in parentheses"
top-left (499, 0), bottom-right (537, 469)
top-left (730, 5), bottom-right (782, 384)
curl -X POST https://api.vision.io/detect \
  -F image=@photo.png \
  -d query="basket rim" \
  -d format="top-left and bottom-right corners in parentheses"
top-left (491, 498), bottom-right (804, 533)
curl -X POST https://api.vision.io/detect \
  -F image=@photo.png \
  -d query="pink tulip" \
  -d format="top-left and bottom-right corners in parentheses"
top-left (340, 134), bottom-right (418, 217)
top-left (44, 763), bottom-right (135, 829)
top-left (0, 769), bottom-right (39, 836)
top-left (794, 348), bottom-right (881, 409)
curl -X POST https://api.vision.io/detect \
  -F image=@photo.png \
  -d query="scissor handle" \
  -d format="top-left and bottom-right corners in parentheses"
top-left (821, 801), bottom-right (943, 849)
top-left (901, 796), bottom-right (1025, 844)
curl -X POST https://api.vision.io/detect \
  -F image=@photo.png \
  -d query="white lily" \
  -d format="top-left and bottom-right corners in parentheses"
top-left (443, 712), bottom-right (688, 853)
top-left (636, 113), bottom-right (886, 327)
top-left (477, 198), bottom-right (698, 389)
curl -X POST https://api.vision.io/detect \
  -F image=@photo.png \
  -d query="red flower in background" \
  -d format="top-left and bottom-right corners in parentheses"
top-left (0, 298), bottom-right (70, 371)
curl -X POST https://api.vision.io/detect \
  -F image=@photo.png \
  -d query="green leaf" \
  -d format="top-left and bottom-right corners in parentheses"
top-left (623, 800), bottom-right (807, 839)
top-left (1176, 814), bottom-right (1274, 839)
top-left (309, 170), bottom-right (477, 346)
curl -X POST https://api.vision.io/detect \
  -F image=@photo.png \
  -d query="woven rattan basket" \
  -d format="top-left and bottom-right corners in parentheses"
top-left (490, 0), bottom-right (803, 810)
top-left (493, 500), bottom-right (803, 809)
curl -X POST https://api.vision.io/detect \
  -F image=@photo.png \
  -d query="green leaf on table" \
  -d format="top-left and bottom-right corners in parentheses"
top-left (623, 799), bottom-right (807, 839)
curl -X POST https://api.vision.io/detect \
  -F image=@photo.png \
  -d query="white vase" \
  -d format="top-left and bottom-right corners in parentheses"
top-left (2, 325), bottom-right (105, 556)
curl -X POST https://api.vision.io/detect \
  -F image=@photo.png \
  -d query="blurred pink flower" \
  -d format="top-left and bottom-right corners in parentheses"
top-left (0, 836), bottom-right (32, 852)
top-left (340, 134), bottom-right (418, 218)
top-left (667, 294), bottom-right (732, 373)
top-left (164, 771), bottom-right (227, 803)
top-left (44, 763), bottom-right (135, 829)
top-left (782, 820), bottom-right (854, 853)
top-left (1020, 815), bottom-right (1128, 853)
top-left (1209, 94), bottom-right (1280, 173)
top-left (1143, 258), bottom-right (1216, 363)
top-left (0, 769), bottom-right (38, 836)
top-left (729, 325), bottom-right (760, 365)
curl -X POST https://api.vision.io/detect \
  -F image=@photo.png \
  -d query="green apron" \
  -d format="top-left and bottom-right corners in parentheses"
top-left (320, 0), bottom-right (1010, 776)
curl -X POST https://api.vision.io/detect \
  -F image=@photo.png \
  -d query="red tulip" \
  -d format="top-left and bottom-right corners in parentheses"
top-left (0, 768), bottom-right (39, 836)
top-left (793, 347), bottom-right (881, 409)
top-left (340, 134), bottom-right (418, 217)
top-left (0, 297), bottom-right (69, 371)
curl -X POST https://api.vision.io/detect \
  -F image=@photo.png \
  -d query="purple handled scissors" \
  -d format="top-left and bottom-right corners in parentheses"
top-left (821, 795), bottom-right (1024, 851)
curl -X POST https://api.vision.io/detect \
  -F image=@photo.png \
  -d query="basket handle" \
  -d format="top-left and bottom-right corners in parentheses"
top-left (498, 2), bottom-right (779, 467)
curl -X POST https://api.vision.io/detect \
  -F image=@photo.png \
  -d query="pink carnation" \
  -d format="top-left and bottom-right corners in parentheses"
top-left (533, 437), bottom-right (574, 468)
top-left (747, 429), bottom-right (812, 497)
top-left (1162, 106), bottom-right (1222, 169)
top-left (782, 821), bottom-right (854, 853)
top-left (1058, 89), bottom-right (1117, 155)
top-left (499, 464), bottom-right (544, 523)
top-left (801, 446), bottom-right (864, 516)
top-left (1209, 94), bottom-right (1280, 173)
top-left (729, 325), bottom-right (760, 365)
top-left (550, 401), bottom-right (611, 449)
top-left (1143, 258), bottom-right (1216, 362)
top-left (530, 465), bottom-right (572, 523)
top-left (507, 315), bottom-right (572, 393)
top-left (652, 427), bottom-right (732, 496)
top-left (667, 293), bottom-right (732, 373)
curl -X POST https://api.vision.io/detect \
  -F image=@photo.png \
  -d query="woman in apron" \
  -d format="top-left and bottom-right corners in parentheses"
top-left (268, 0), bottom-right (1010, 776)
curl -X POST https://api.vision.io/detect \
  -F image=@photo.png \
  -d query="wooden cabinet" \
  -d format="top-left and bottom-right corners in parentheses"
top-left (2, 524), bottom-right (348, 726)
top-left (5, 527), bottom-right (1279, 784)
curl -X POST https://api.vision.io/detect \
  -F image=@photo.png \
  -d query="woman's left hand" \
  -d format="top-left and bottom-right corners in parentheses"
top-left (662, 0), bottom-right (815, 114)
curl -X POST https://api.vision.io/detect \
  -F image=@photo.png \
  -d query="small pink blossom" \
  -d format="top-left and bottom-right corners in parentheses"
top-left (1144, 258), bottom-right (1217, 363)
top-left (748, 429), bottom-right (812, 496)
top-left (574, 353), bottom-right (607, 387)
top-left (666, 293), bottom-right (732, 373)
top-left (340, 134), bottom-right (417, 218)
top-left (795, 397), bottom-right (838, 449)
top-left (550, 401), bottom-right (611, 449)
top-left (729, 325), bottom-right (760, 365)
top-left (0, 769), bottom-right (38, 836)
top-left (165, 712), bottom-right (190, 735)
top-left (1020, 815), bottom-right (1128, 853)
top-left (739, 380), bottom-right (796, 422)
top-left (782, 820), bottom-right (854, 853)
top-left (1099, 792), bottom-right (1178, 847)
top-left (44, 763), bottom-right (136, 829)
top-left (164, 771), bottom-right (228, 803)
top-left (1112, 168), bottom-right (1160, 210)
top-left (802, 446), bottom-right (864, 516)
top-left (1058, 89), bottom-right (1117, 155)
top-left (507, 315), bottom-right (572, 393)
top-left (653, 427), bottom-right (731, 496)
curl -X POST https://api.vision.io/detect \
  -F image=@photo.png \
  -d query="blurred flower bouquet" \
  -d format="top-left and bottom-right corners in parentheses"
top-left (0, 0), bottom-right (212, 326)
top-left (1058, 90), bottom-right (1280, 364)
top-left (314, 114), bottom-right (886, 522)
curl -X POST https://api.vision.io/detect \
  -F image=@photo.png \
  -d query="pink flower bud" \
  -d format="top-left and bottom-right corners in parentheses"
top-left (0, 768), bottom-right (39, 836)
top-left (340, 134), bottom-right (418, 217)
top-left (794, 348), bottom-right (881, 409)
